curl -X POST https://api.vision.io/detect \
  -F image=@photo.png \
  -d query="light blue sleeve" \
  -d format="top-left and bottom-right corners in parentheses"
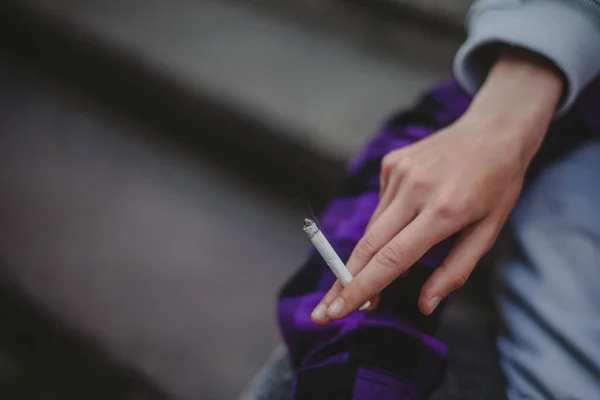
top-left (454, 0), bottom-right (600, 115)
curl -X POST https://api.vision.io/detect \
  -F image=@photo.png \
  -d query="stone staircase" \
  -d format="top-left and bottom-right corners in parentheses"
top-left (1, 0), bottom-right (466, 202)
top-left (0, 1), bottom-right (507, 399)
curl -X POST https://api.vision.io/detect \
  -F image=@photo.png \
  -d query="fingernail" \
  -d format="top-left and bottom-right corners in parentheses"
top-left (359, 301), bottom-right (371, 311)
top-left (311, 304), bottom-right (328, 321)
top-left (327, 297), bottom-right (345, 317)
top-left (427, 296), bottom-right (441, 313)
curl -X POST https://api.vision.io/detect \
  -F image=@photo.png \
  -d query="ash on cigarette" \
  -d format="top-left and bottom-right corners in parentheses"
top-left (302, 219), bottom-right (319, 238)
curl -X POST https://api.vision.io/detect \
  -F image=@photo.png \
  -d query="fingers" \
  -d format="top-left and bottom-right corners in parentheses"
top-left (367, 152), bottom-right (407, 230)
top-left (311, 189), bottom-right (414, 325)
top-left (347, 194), bottom-right (418, 275)
top-left (418, 218), bottom-right (500, 315)
top-left (311, 281), bottom-right (379, 325)
top-left (366, 168), bottom-right (403, 231)
top-left (366, 188), bottom-right (394, 231)
top-left (311, 282), bottom-right (379, 324)
top-left (312, 198), bottom-right (412, 324)
top-left (327, 211), bottom-right (456, 320)
top-left (379, 152), bottom-right (398, 197)
top-left (311, 281), bottom-right (342, 324)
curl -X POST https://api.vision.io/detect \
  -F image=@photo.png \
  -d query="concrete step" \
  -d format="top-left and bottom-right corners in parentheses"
top-left (2, 0), bottom-right (463, 195)
top-left (0, 55), bottom-right (308, 400)
top-left (383, 0), bottom-right (472, 27)
top-left (0, 2), bottom-right (506, 399)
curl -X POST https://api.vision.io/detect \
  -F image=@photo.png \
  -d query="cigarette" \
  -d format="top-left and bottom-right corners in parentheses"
top-left (303, 219), bottom-right (371, 311)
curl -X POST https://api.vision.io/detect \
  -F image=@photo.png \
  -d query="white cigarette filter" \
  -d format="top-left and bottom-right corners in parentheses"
top-left (303, 219), bottom-right (370, 311)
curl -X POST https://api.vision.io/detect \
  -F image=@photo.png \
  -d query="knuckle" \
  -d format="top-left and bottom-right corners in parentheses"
top-left (432, 201), bottom-right (455, 219)
top-left (355, 236), bottom-right (379, 261)
top-left (381, 154), bottom-right (395, 174)
top-left (376, 243), bottom-right (405, 270)
top-left (395, 156), bottom-right (412, 173)
top-left (450, 272), bottom-right (469, 291)
top-left (432, 194), bottom-right (467, 220)
top-left (405, 170), bottom-right (427, 190)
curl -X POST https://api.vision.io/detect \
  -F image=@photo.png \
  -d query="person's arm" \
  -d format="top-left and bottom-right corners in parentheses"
top-left (314, 0), bottom-right (600, 321)
top-left (280, 53), bottom-right (561, 397)
top-left (313, 47), bottom-right (563, 320)
top-left (279, 2), bottom-right (599, 399)
top-left (455, 0), bottom-right (600, 115)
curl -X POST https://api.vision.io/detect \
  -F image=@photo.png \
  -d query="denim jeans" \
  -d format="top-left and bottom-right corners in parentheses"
top-left (497, 140), bottom-right (600, 399)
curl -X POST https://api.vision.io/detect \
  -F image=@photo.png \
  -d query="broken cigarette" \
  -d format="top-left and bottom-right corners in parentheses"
top-left (303, 218), bottom-right (370, 311)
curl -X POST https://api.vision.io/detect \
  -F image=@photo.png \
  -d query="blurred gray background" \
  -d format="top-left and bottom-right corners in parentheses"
top-left (0, 1), bottom-right (496, 400)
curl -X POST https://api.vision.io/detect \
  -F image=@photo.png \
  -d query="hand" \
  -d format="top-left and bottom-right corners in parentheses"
top-left (312, 48), bottom-right (564, 324)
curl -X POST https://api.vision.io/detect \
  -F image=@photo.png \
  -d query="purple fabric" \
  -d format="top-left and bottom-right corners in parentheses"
top-left (277, 77), bottom-right (600, 399)
top-left (352, 368), bottom-right (419, 400)
top-left (278, 80), bottom-right (471, 399)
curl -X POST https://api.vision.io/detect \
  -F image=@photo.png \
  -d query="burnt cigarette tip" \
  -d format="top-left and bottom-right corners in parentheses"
top-left (303, 218), bottom-right (319, 237)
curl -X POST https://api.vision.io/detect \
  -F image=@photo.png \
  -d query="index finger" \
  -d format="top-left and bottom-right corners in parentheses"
top-left (345, 193), bottom-right (418, 276)
top-left (326, 211), bottom-right (456, 320)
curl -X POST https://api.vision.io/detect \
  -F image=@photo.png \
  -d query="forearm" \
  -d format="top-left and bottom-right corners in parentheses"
top-left (463, 47), bottom-right (564, 166)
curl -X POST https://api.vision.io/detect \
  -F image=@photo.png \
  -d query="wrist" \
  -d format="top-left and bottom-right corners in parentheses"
top-left (462, 47), bottom-right (564, 162)
top-left (469, 47), bottom-right (564, 126)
